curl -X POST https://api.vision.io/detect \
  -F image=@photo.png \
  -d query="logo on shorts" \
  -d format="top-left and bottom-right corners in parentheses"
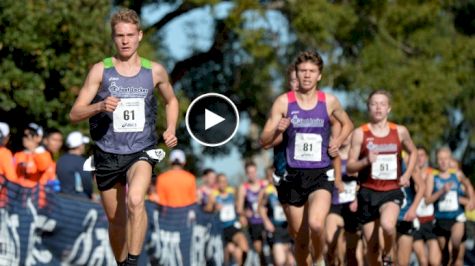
top-left (393, 199), bottom-right (401, 205)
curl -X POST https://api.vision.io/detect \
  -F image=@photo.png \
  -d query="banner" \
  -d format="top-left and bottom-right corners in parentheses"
top-left (0, 177), bottom-right (224, 266)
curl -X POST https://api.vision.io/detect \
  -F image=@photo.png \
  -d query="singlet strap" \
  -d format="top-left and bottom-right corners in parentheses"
top-left (361, 123), bottom-right (371, 132)
top-left (287, 91), bottom-right (296, 103)
top-left (141, 57), bottom-right (152, 69)
top-left (317, 91), bottom-right (326, 102)
top-left (103, 57), bottom-right (114, 69)
top-left (388, 122), bottom-right (398, 130)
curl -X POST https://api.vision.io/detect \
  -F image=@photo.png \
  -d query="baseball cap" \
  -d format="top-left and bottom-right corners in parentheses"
top-left (66, 131), bottom-right (90, 149)
top-left (0, 122), bottom-right (10, 137)
top-left (169, 149), bottom-right (186, 164)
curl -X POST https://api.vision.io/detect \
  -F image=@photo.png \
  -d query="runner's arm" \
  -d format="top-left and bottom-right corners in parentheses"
top-left (458, 171), bottom-right (475, 210)
top-left (346, 128), bottom-right (367, 174)
top-left (404, 167), bottom-right (426, 221)
top-left (70, 62), bottom-right (109, 122)
top-left (153, 62), bottom-right (179, 148)
top-left (257, 190), bottom-right (274, 232)
top-left (425, 173), bottom-right (447, 204)
top-left (398, 125), bottom-right (417, 184)
top-left (326, 93), bottom-right (353, 153)
top-left (259, 94), bottom-right (288, 149)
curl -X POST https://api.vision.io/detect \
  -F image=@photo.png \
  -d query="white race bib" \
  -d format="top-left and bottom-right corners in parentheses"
top-left (372, 154), bottom-right (398, 180)
top-left (338, 181), bottom-right (357, 203)
top-left (113, 98), bottom-right (145, 132)
top-left (294, 133), bottom-right (322, 162)
top-left (416, 199), bottom-right (434, 217)
top-left (438, 191), bottom-right (458, 212)
top-left (220, 204), bottom-right (236, 222)
top-left (273, 205), bottom-right (287, 222)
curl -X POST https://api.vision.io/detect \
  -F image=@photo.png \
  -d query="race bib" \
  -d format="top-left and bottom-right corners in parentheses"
top-left (220, 204), bottom-right (236, 222)
top-left (273, 205), bottom-right (286, 222)
top-left (113, 98), bottom-right (145, 132)
top-left (338, 181), bottom-right (357, 204)
top-left (372, 154), bottom-right (398, 180)
top-left (294, 133), bottom-right (322, 162)
top-left (438, 190), bottom-right (458, 212)
top-left (416, 200), bottom-right (434, 217)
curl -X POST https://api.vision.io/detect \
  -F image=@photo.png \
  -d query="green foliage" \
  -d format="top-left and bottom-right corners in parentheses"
top-left (290, 0), bottom-right (475, 159)
top-left (0, 0), bottom-right (111, 139)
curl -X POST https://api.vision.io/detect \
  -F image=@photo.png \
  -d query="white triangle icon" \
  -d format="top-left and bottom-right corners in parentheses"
top-left (205, 109), bottom-right (225, 130)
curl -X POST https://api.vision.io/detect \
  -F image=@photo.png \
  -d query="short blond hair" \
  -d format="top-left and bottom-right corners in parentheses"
top-left (367, 89), bottom-right (392, 108)
top-left (110, 8), bottom-right (141, 33)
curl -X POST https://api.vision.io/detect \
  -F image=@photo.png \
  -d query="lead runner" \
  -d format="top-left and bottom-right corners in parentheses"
top-left (69, 9), bottom-right (178, 266)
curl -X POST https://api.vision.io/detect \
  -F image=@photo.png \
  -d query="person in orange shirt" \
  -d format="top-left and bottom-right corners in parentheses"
top-left (0, 122), bottom-right (17, 181)
top-left (13, 123), bottom-right (56, 185)
top-left (156, 149), bottom-right (197, 208)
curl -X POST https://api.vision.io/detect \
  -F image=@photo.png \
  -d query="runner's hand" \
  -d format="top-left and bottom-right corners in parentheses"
top-left (335, 180), bottom-right (345, 193)
top-left (328, 139), bottom-right (341, 157)
top-left (442, 182), bottom-right (452, 193)
top-left (367, 150), bottom-right (378, 164)
top-left (349, 200), bottom-right (358, 212)
top-left (163, 129), bottom-right (177, 148)
top-left (404, 208), bottom-right (417, 221)
top-left (264, 220), bottom-right (275, 233)
top-left (276, 117), bottom-right (291, 132)
top-left (101, 96), bottom-right (120, 112)
top-left (399, 175), bottom-right (410, 187)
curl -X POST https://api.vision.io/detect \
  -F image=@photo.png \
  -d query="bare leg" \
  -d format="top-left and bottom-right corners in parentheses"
top-left (308, 189), bottom-right (332, 263)
top-left (126, 161), bottom-right (152, 255)
top-left (99, 182), bottom-right (127, 262)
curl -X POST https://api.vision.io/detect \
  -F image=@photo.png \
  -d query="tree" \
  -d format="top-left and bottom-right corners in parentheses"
top-left (288, 0), bottom-right (475, 178)
top-left (0, 0), bottom-right (111, 150)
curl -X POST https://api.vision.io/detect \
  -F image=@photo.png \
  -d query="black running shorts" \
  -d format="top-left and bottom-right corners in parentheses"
top-left (93, 146), bottom-right (158, 191)
top-left (276, 167), bottom-right (333, 207)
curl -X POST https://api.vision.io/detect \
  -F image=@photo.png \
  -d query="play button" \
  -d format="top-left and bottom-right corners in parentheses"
top-left (185, 93), bottom-right (240, 147)
top-left (205, 109), bottom-right (225, 130)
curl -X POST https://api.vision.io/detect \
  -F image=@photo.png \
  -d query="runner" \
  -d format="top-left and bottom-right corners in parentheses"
top-left (206, 174), bottom-right (249, 266)
top-left (260, 50), bottom-right (353, 265)
top-left (395, 152), bottom-right (425, 266)
top-left (236, 161), bottom-right (267, 265)
top-left (325, 133), bottom-right (361, 266)
top-left (69, 8), bottom-right (178, 266)
top-left (266, 63), bottom-right (299, 180)
top-left (197, 168), bottom-right (218, 211)
top-left (259, 166), bottom-right (295, 266)
top-left (426, 147), bottom-right (474, 266)
top-left (412, 146), bottom-right (440, 266)
top-left (346, 89), bottom-right (417, 266)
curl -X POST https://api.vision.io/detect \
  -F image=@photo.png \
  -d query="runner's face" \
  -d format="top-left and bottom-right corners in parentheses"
top-left (217, 175), bottom-right (227, 191)
top-left (246, 165), bottom-right (257, 182)
top-left (113, 22), bottom-right (142, 58)
top-left (288, 70), bottom-right (299, 91)
top-left (437, 150), bottom-right (451, 172)
top-left (207, 172), bottom-right (217, 186)
top-left (417, 149), bottom-right (428, 168)
top-left (368, 94), bottom-right (391, 122)
top-left (296, 62), bottom-right (321, 91)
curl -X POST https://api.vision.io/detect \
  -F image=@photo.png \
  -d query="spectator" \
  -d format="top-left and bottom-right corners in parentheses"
top-left (56, 131), bottom-right (93, 199)
top-left (14, 123), bottom-right (55, 184)
top-left (43, 128), bottom-right (63, 160)
top-left (0, 122), bottom-right (17, 181)
top-left (156, 149), bottom-right (196, 208)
